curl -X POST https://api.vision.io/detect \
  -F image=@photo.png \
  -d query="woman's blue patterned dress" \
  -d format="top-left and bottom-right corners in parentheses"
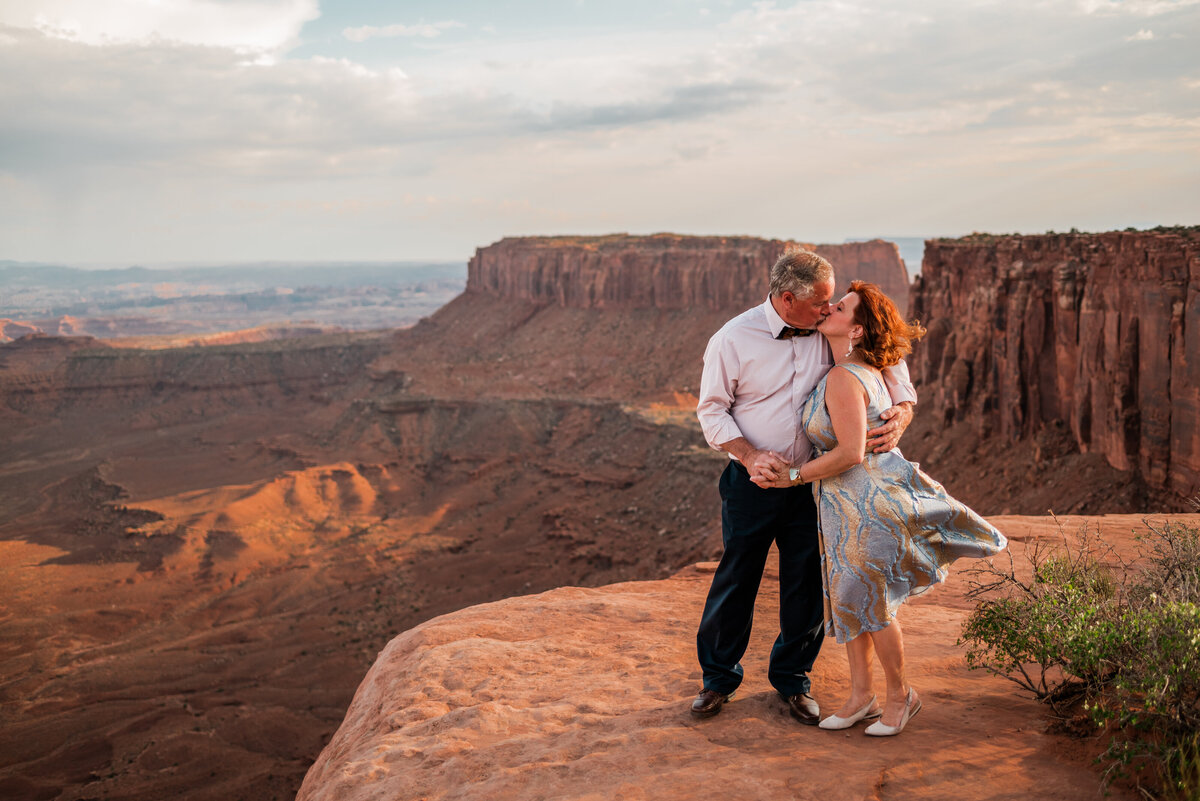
top-left (802, 363), bottom-right (1007, 643)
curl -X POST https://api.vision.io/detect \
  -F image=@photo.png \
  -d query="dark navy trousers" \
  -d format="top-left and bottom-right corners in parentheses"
top-left (696, 460), bottom-right (825, 697)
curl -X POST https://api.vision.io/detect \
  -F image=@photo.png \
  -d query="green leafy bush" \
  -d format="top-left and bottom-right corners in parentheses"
top-left (960, 516), bottom-right (1200, 799)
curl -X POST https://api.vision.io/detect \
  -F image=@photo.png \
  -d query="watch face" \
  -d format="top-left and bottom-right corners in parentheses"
top-left (790, 468), bottom-right (801, 482)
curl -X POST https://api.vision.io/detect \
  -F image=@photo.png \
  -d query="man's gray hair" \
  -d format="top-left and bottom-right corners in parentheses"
top-left (769, 249), bottom-right (834, 299)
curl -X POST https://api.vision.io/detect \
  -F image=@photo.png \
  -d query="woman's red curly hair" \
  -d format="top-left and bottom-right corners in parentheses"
top-left (848, 280), bottom-right (926, 368)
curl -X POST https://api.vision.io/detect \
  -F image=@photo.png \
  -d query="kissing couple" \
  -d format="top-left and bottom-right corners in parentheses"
top-left (692, 249), bottom-right (1006, 735)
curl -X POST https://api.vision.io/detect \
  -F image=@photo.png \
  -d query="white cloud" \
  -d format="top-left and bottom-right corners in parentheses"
top-left (0, 0), bottom-right (318, 52)
top-left (342, 21), bottom-right (464, 43)
top-left (1078, 0), bottom-right (1200, 15)
top-left (11, 0), bottom-right (1191, 180)
top-left (1127, 27), bottom-right (1156, 38)
top-left (0, 27), bottom-right (425, 177)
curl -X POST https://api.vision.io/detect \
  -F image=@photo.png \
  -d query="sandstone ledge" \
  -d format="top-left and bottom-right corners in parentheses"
top-left (296, 515), bottom-right (1176, 801)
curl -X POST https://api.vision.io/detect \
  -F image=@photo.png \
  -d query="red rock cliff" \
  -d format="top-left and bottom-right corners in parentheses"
top-left (466, 234), bottom-right (909, 310)
top-left (909, 228), bottom-right (1200, 497)
top-left (820, 239), bottom-right (910, 307)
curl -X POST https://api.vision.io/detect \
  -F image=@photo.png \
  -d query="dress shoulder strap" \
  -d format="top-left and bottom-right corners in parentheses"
top-left (832, 363), bottom-right (888, 403)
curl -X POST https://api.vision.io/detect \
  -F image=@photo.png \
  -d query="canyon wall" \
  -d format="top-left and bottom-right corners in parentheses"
top-left (466, 234), bottom-right (909, 310)
top-left (909, 228), bottom-right (1200, 497)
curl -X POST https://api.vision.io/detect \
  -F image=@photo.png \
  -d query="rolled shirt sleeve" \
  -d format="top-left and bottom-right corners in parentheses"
top-left (696, 331), bottom-right (744, 452)
top-left (881, 360), bottom-right (918, 406)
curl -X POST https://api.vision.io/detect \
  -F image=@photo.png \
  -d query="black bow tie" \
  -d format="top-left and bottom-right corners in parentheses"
top-left (778, 326), bottom-right (815, 339)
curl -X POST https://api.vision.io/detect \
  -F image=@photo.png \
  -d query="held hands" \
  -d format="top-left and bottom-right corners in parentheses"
top-left (750, 469), bottom-right (795, 489)
top-left (747, 449), bottom-right (796, 489)
top-left (745, 448), bottom-right (788, 486)
top-left (867, 401), bottom-right (914, 453)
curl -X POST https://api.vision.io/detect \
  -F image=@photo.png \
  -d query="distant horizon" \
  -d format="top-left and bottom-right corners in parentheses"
top-left (5, 224), bottom-right (1193, 280)
top-left (0, 257), bottom-right (469, 270)
top-left (5, 230), bottom-right (930, 268)
top-left (9, 222), bottom-right (1194, 281)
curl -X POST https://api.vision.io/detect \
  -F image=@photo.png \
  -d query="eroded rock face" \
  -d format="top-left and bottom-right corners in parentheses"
top-left (0, 318), bottom-right (42, 342)
top-left (467, 234), bottom-right (909, 310)
top-left (909, 228), bottom-right (1200, 497)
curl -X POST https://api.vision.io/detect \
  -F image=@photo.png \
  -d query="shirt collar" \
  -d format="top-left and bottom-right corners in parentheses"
top-left (763, 296), bottom-right (791, 339)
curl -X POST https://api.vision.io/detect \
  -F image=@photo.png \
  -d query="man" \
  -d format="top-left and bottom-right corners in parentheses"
top-left (691, 249), bottom-right (916, 723)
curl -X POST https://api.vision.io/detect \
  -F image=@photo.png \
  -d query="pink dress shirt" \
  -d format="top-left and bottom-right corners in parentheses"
top-left (697, 297), bottom-right (918, 466)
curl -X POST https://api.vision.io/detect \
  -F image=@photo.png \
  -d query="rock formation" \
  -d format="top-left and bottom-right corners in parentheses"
top-left (467, 234), bottom-right (909, 310)
top-left (0, 318), bottom-right (41, 342)
top-left (909, 227), bottom-right (1200, 498)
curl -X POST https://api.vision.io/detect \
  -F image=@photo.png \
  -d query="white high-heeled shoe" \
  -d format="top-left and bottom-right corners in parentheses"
top-left (818, 695), bottom-right (882, 730)
top-left (864, 688), bottom-right (921, 736)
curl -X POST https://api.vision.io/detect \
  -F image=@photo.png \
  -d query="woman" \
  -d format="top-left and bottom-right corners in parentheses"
top-left (755, 281), bottom-right (1006, 736)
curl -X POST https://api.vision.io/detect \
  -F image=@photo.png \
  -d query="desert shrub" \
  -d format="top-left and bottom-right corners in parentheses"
top-left (959, 516), bottom-right (1200, 799)
top-left (959, 525), bottom-right (1125, 709)
top-left (1131, 520), bottom-right (1200, 605)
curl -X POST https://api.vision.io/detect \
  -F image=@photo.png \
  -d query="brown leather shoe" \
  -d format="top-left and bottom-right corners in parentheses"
top-left (690, 688), bottom-right (731, 717)
top-left (785, 692), bottom-right (820, 725)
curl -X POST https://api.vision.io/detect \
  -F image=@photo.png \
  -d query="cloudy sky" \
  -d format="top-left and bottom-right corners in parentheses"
top-left (1, 0), bottom-right (1197, 263)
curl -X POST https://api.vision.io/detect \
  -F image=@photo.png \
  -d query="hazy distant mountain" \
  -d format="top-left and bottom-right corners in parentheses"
top-left (0, 260), bottom-right (464, 295)
top-left (0, 260), bottom-right (466, 338)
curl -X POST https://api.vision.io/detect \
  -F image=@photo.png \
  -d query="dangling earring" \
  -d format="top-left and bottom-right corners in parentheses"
top-left (845, 339), bottom-right (855, 358)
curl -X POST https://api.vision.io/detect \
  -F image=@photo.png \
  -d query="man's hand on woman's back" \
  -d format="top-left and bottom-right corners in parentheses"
top-left (867, 401), bottom-right (915, 453)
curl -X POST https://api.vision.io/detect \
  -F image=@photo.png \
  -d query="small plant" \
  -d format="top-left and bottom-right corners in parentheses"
top-left (960, 521), bottom-right (1127, 711)
top-left (1164, 732), bottom-right (1200, 801)
top-left (960, 512), bottom-right (1200, 799)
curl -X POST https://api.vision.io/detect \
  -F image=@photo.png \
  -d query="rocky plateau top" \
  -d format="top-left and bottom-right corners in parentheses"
top-left (467, 234), bottom-right (910, 309)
